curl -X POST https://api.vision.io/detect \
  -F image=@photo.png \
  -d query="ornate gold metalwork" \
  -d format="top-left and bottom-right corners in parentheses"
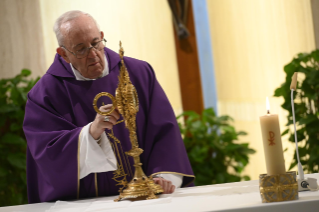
top-left (93, 41), bottom-right (163, 202)
top-left (93, 92), bottom-right (117, 116)
top-left (108, 129), bottom-right (132, 186)
top-left (259, 171), bottom-right (298, 203)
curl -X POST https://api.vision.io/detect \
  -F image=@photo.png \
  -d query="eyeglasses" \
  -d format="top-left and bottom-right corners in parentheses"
top-left (62, 38), bottom-right (107, 59)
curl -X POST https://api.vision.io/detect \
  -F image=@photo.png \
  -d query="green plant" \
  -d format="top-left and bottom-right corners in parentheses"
top-left (274, 49), bottom-right (319, 173)
top-left (0, 69), bottom-right (39, 206)
top-left (177, 108), bottom-right (255, 186)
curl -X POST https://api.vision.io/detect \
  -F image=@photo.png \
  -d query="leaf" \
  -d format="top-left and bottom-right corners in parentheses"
top-left (289, 161), bottom-right (297, 171)
top-left (21, 69), bottom-right (31, 76)
top-left (20, 172), bottom-right (27, 185)
top-left (190, 120), bottom-right (202, 130)
top-left (281, 129), bottom-right (289, 136)
top-left (237, 131), bottom-right (247, 136)
top-left (311, 50), bottom-right (319, 62)
top-left (242, 175), bottom-right (250, 181)
top-left (0, 167), bottom-right (8, 177)
top-left (215, 173), bottom-right (225, 183)
top-left (274, 87), bottom-right (285, 97)
top-left (298, 116), bottom-right (318, 125)
top-left (178, 106), bottom-right (255, 185)
top-left (284, 61), bottom-right (298, 75)
top-left (1, 133), bottom-right (26, 146)
top-left (0, 104), bottom-right (19, 113)
top-left (0, 70), bottom-right (35, 206)
top-left (10, 86), bottom-right (21, 104)
top-left (7, 153), bottom-right (26, 170)
top-left (0, 116), bottom-right (6, 127)
top-left (242, 148), bottom-right (256, 155)
top-left (10, 123), bottom-right (22, 131)
top-left (225, 143), bottom-right (240, 151)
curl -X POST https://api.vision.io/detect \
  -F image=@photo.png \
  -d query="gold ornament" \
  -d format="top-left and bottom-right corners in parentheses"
top-left (92, 41), bottom-right (163, 201)
top-left (259, 171), bottom-right (298, 203)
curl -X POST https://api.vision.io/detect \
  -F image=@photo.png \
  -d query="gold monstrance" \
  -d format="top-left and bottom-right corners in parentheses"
top-left (93, 42), bottom-right (163, 201)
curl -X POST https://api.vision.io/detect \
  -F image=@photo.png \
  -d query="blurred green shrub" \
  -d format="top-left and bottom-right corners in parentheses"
top-left (274, 50), bottom-right (319, 173)
top-left (0, 70), bottom-right (39, 206)
top-left (177, 108), bottom-right (255, 186)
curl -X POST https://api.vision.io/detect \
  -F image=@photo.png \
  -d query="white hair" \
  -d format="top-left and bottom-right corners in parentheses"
top-left (53, 10), bottom-right (100, 46)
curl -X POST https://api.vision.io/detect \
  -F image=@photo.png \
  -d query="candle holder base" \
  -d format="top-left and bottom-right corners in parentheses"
top-left (259, 171), bottom-right (298, 203)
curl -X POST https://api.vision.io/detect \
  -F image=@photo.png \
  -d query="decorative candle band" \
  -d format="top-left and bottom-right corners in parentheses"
top-left (259, 171), bottom-right (298, 203)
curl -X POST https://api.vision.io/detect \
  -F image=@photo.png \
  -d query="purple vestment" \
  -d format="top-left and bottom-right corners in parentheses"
top-left (23, 47), bottom-right (194, 203)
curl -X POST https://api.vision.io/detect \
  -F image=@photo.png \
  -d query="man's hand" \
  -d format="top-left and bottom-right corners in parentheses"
top-left (153, 178), bottom-right (176, 194)
top-left (90, 104), bottom-right (120, 139)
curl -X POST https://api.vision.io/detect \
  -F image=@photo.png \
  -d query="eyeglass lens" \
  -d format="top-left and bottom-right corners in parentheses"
top-left (76, 40), bottom-right (106, 59)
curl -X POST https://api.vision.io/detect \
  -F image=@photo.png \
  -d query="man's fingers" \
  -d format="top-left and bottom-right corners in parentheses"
top-left (101, 116), bottom-right (117, 125)
top-left (165, 181), bottom-right (172, 194)
top-left (99, 104), bottom-right (113, 110)
top-left (162, 180), bottom-right (168, 193)
top-left (153, 178), bottom-right (163, 186)
top-left (109, 110), bottom-right (120, 121)
top-left (154, 178), bottom-right (170, 194)
top-left (99, 104), bottom-right (113, 113)
top-left (99, 105), bottom-right (120, 121)
top-left (153, 178), bottom-right (176, 194)
top-left (170, 185), bottom-right (175, 193)
top-left (99, 120), bottom-right (114, 130)
top-left (153, 178), bottom-right (164, 190)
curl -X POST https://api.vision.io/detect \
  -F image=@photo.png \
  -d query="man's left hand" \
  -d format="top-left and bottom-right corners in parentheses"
top-left (153, 178), bottom-right (175, 194)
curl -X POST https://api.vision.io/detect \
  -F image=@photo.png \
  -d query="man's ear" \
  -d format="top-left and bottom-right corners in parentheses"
top-left (56, 47), bottom-right (71, 64)
top-left (100, 31), bottom-right (104, 39)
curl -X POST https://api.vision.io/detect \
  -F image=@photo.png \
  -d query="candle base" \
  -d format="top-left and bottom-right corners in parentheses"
top-left (259, 171), bottom-right (298, 203)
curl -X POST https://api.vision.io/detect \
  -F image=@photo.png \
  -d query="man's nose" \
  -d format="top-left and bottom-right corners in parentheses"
top-left (87, 47), bottom-right (98, 58)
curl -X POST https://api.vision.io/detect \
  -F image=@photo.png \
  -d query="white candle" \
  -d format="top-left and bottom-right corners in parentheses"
top-left (259, 97), bottom-right (286, 175)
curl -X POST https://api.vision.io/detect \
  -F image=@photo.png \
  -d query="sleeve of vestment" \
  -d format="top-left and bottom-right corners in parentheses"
top-left (24, 93), bottom-right (82, 203)
top-left (79, 122), bottom-right (117, 179)
top-left (158, 174), bottom-right (183, 188)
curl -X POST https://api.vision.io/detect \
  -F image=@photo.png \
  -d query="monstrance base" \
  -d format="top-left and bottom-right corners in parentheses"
top-left (114, 176), bottom-right (163, 202)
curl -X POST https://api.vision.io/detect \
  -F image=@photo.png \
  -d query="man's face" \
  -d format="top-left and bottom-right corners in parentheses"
top-left (58, 15), bottom-right (105, 79)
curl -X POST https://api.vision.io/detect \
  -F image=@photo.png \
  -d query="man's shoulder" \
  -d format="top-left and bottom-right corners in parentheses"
top-left (28, 73), bottom-right (65, 99)
top-left (123, 56), bottom-right (155, 78)
top-left (105, 47), bottom-right (155, 76)
top-left (44, 53), bottom-right (75, 78)
top-left (123, 56), bottom-right (149, 67)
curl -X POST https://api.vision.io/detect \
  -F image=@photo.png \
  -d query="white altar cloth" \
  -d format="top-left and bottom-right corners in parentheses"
top-left (1, 173), bottom-right (319, 212)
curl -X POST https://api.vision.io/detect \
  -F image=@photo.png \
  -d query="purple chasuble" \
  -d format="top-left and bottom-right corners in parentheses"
top-left (23, 47), bottom-right (194, 203)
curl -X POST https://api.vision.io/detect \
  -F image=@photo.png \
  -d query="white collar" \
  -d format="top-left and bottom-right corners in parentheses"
top-left (70, 55), bottom-right (109, 81)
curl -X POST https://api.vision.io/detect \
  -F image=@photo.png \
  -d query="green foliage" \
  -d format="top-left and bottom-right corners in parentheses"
top-left (177, 108), bottom-right (255, 186)
top-left (274, 49), bottom-right (319, 173)
top-left (0, 70), bottom-right (39, 206)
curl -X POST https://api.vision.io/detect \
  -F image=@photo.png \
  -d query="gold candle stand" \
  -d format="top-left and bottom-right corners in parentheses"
top-left (259, 171), bottom-right (298, 203)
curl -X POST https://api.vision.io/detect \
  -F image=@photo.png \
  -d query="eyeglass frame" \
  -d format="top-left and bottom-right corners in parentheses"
top-left (61, 38), bottom-right (107, 59)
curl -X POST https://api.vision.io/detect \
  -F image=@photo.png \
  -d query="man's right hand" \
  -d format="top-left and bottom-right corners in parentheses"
top-left (89, 104), bottom-right (120, 140)
top-left (153, 178), bottom-right (176, 194)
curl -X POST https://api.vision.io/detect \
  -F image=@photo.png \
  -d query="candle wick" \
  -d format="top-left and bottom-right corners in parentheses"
top-left (267, 110), bottom-right (270, 114)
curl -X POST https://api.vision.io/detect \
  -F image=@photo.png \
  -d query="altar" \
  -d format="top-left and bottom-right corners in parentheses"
top-left (1, 173), bottom-right (319, 212)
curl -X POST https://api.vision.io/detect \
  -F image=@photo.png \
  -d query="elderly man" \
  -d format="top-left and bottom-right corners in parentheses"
top-left (23, 10), bottom-right (194, 203)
